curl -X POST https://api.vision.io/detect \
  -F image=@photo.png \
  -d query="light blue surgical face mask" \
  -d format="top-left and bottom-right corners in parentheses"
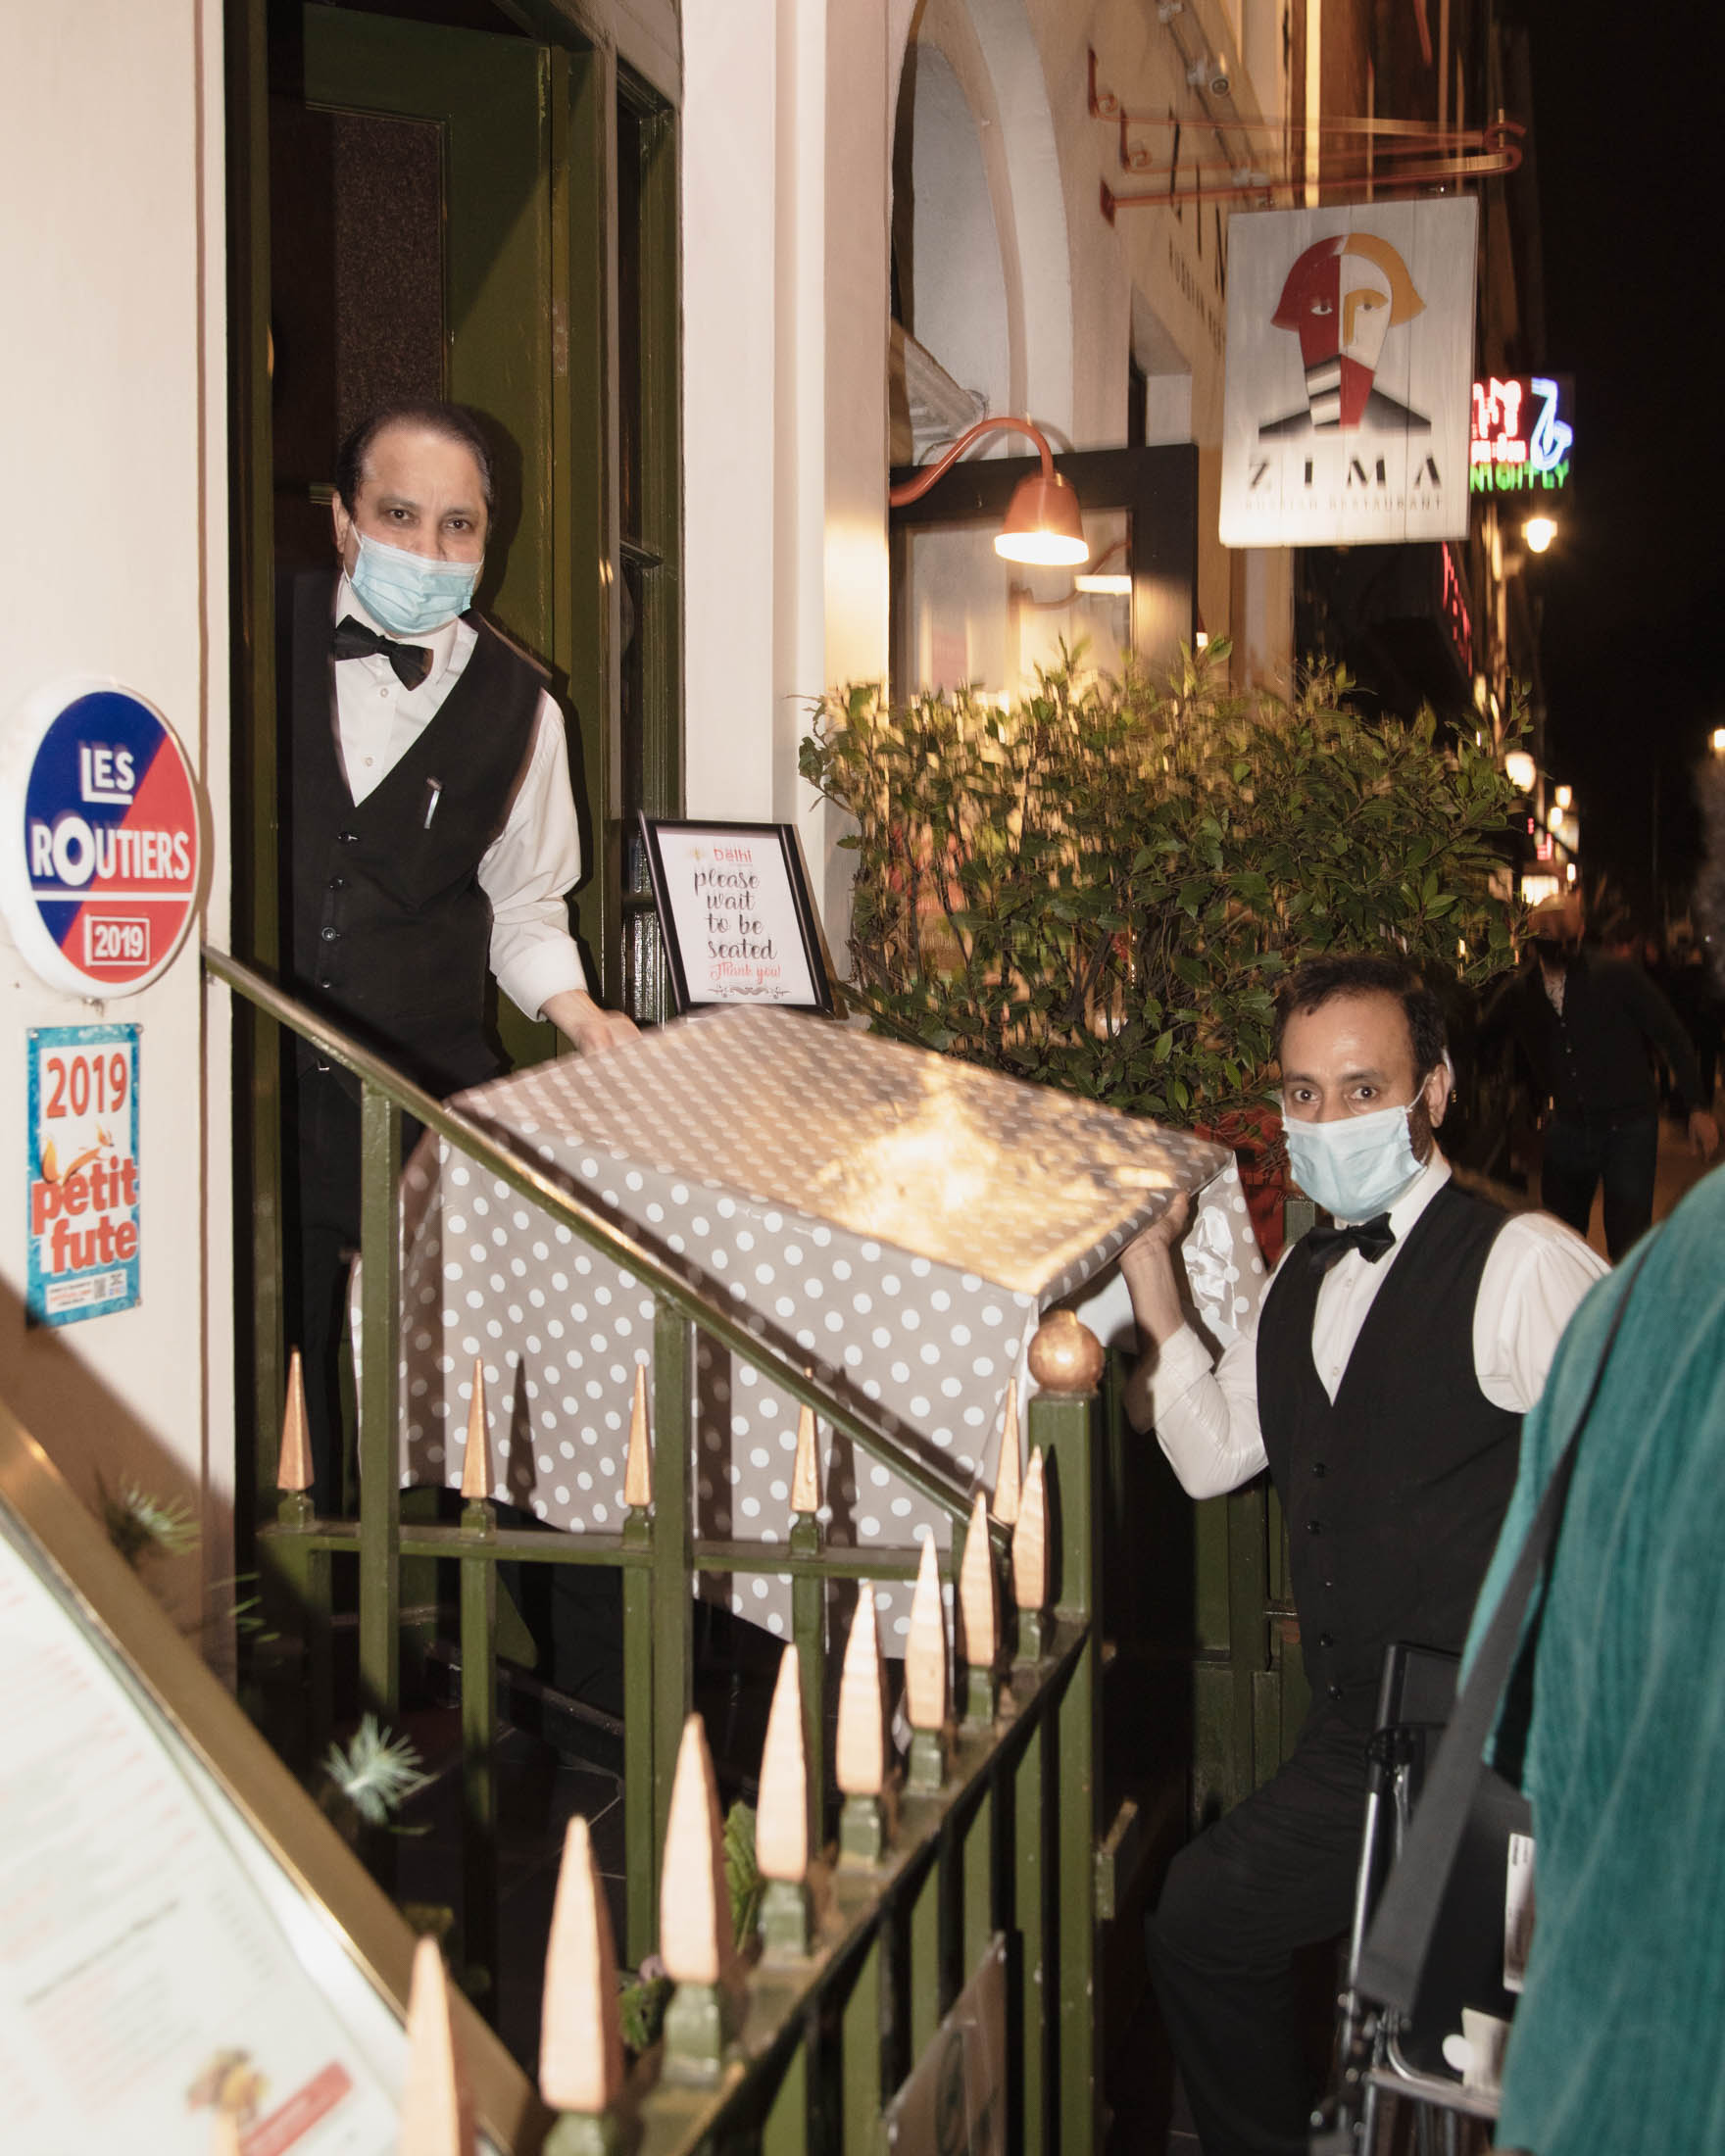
top-left (1282, 1099), bottom-right (1425, 1222)
top-left (349, 529), bottom-right (482, 637)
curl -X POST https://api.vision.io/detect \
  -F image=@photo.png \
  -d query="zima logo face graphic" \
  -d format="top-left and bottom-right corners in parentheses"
top-left (1258, 232), bottom-right (1430, 437)
top-left (1220, 200), bottom-right (1477, 547)
top-left (1, 681), bottom-right (201, 996)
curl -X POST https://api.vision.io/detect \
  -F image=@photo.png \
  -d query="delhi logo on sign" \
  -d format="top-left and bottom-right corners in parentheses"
top-left (0, 678), bottom-right (202, 997)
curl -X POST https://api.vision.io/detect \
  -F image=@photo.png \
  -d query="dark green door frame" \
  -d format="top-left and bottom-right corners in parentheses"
top-left (224, 0), bottom-right (682, 1533)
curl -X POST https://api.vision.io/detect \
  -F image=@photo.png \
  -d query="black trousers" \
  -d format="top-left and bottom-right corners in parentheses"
top-left (1539, 1109), bottom-right (1658, 1261)
top-left (1144, 1719), bottom-right (1368, 2156)
top-left (282, 1062), bottom-right (424, 1516)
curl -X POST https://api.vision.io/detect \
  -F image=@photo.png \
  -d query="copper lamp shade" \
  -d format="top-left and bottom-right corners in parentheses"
top-left (888, 414), bottom-right (1091, 568)
top-left (995, 470), bottom-right (1088, 565)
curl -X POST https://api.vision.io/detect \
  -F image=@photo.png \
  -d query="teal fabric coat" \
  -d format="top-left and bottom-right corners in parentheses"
top-left (1462, 1166), bottom-right (1725, 2154)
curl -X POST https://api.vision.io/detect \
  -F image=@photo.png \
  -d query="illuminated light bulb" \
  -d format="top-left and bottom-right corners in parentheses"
top-left (1503, 751), bottom-right (1537, 793)
top-left (1554, 784), bottom-right (1573, 809)
top-left (1523, 515), bottom-right (1556, 554)
top-left (994, 471), bottom-right (1089, 565)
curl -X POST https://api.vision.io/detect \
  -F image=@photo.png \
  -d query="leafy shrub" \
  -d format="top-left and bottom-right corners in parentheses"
top-left (800, 645), bottom-right (1521, 1123)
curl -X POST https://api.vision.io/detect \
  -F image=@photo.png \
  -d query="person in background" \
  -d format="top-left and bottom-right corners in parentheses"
top-left (1482, 891), bottom-right (1717, 1259)
top-left (1461, 764), bottom-right (1725, 2153)
top-left (1119, 953), bottom-right (1604, 2156)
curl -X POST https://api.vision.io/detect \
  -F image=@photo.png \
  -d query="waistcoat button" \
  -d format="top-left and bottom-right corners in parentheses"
top-left (1306, 1518), bottom-right (1322, 1535)
top-left (320, 925), bottom-right (339, 943)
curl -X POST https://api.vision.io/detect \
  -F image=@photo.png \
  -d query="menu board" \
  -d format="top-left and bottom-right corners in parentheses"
top-left (0, 1512), bottom-right (411, 2154)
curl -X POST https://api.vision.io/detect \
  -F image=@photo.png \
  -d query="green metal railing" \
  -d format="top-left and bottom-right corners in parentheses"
top-left (211, 948), bottom-right (1109, 2151)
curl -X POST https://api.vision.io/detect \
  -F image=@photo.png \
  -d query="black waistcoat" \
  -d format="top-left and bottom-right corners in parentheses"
top-left (281, 568), bottom-right (544, 1096)
top-left (1257, 1180), bottom-right (1521, 1730)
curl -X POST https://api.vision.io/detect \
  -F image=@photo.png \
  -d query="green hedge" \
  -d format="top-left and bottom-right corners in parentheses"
top-left (801, 644), bottom-right (1522, 1124)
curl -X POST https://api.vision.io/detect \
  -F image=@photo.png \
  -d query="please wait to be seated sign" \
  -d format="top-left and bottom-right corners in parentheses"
top-left (641, 817), bottom-right (834, 1015)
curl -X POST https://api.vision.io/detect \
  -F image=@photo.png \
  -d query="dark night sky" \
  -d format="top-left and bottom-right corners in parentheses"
top-left (1523, 2), bottom-right (1725, 917)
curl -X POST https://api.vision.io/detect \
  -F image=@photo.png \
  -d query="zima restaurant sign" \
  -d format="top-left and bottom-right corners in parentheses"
top-left (1470, 374), bottom-right (1573, 495)
top-left (1220, 200), bottom-right (1478, 547)
top-left (0, 679), bottom-right (201, 997)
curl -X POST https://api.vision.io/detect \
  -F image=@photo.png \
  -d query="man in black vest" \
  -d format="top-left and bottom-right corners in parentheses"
top-left (1119, 955), bottom-right (1603, 2155)
top-left (281, 399), bottom-right (635, 1512)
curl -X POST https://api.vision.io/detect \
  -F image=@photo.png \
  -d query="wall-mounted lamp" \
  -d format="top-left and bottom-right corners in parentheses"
top-left (1554, 784), bottom-right (1573, 809)
top-left (1523, 514), bottom-right (1556, 554)
top-left (889, 416), bottom-right (1089, 566)
top-left (1504, 749), bottom-right (1538, 792)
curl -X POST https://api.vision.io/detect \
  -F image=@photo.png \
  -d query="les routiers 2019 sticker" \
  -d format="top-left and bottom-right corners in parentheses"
top-left (0, 678), bottom-right (201, 998)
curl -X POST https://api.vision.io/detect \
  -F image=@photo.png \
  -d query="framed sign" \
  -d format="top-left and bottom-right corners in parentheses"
top-left (0, 1405), bottom-right (535, 2152)
top-left (639, 816), bottom-right (834, 1014)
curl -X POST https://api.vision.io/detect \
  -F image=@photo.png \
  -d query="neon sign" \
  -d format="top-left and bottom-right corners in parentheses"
top-left (1440, 541), bottom-right (1473, 676)
top-left (1470, 374), bottom-right (1573, 494)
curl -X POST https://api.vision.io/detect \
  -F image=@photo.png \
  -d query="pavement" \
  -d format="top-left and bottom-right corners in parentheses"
top-left (1578, 1102), bottom-right (1718, 1255)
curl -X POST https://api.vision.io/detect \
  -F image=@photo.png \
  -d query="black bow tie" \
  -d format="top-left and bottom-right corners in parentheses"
top-left (332, 614), bottom-right (433, 691)
top-left (1305, 1212), bottom-right (1396, 1274)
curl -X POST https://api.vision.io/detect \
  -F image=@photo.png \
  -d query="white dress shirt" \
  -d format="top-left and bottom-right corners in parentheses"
top-left (1140, 1152), bottom-right (1609, 1498)
top-left (331, 574), bottom-right (587, 1020)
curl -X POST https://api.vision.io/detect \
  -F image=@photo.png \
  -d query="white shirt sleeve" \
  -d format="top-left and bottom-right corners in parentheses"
top-left (1139, 1305), bottom-right (1272, 1498)
top-left (477, 691), bottom-right (588, 1020)
top-left (1473, 1209), bottom-right (1610, 1412)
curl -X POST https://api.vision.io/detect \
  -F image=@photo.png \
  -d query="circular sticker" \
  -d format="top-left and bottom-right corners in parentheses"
top-left (0, 678), bottom-right (203, 998)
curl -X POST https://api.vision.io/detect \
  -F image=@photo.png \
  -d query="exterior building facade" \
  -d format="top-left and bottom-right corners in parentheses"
top-left (1, 0), bottom-right (1551, 1591)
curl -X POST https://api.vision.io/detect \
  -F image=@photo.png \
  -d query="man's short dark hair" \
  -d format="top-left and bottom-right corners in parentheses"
top-left (1272, 954), bottom-right (1448, 1078)
top-left (333, 400), bottom-right (496, 516)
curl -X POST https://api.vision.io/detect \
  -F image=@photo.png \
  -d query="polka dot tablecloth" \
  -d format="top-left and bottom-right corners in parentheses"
top-left (393, 1006), bottom-right (1253, 1640)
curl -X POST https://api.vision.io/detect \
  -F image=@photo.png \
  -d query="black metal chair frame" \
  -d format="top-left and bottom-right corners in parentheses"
top-left (1326, 1642), bottom-right (1524, 2156)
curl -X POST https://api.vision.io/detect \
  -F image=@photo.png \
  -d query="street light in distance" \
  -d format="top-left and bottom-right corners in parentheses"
top-left (1523, 514), bottom-right (1557, 554)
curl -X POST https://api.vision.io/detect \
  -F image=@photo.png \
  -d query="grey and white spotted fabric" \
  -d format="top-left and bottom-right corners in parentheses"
top-left (392, 1006), bottom-right (1250, 1638)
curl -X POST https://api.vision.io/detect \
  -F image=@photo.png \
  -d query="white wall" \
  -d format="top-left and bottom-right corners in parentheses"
top-left (683, 0), bottom-right (891, 961)
top-left (0, 5), bottom-right (231, 1628)
top-left (681, 0), bottom-right (1298, 985)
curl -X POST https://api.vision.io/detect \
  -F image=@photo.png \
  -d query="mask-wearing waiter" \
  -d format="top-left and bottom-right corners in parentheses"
top-left (280, 399), bottom-right (636, 1513)
top-left (1118, 953), bottom-right (1603, 2156)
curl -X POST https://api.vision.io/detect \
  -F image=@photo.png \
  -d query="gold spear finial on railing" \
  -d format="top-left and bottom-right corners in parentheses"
top-left (659, 1714), bottom-right (739, 2082)
top-left (991, 1378), bottom-right (1021, 1527)
top-left (624, 1364), bottom-right (653, 1511)
top-left (836, 1583), bottom-right (887, 1865)
top-left (398, 1936), bottom-right (474, 2156)
top-left (460, 1357), bottom-right (491, 1503)
top-left (757, 1643), bottom-right (813, 1955)
top-left (904, 1534), bottom-right (949, 1793)
top-left (1012, 1446), bottom-right (1049, 1664)
top-left (539, 1814), bottom-right (626, 2133)
top-left (958, 1488), bottom-right (1001, 1726)
top-left (277, 1348), bottom-right (314, 1525)
top-left (790, 1396), bottom-right (822, 1516)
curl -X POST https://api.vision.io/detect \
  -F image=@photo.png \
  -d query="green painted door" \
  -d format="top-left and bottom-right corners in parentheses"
top-left (271, 3), bottom-right (564, 1065)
